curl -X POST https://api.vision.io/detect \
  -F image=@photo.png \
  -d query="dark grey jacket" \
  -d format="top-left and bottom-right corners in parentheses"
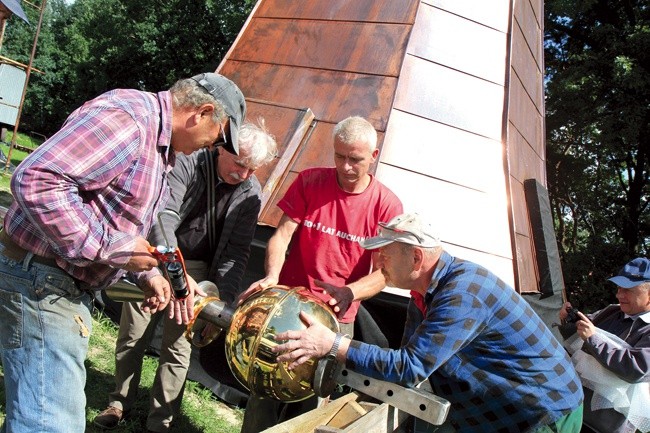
top-left (150, 148), bottom-right (261, 303)
top-left (564, 305), bottom-right (650, 433)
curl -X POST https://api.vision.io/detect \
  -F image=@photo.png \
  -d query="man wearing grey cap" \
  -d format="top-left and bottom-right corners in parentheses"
top-left (0, 0), bottom-right (29, 24)
top-left (273, 213), bottom-right (584, 433)
top-left (0, 72), bottom-right (245, 433)
top-left (560, 257), bottom-right (650, 433)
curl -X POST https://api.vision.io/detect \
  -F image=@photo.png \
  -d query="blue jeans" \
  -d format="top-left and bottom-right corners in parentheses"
top-left (0, 248), bottom-right (93, 433)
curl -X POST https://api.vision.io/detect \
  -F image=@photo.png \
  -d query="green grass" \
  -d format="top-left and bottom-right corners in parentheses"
top-left (0, 310), bottom-right (244, 433)
top-left (1, 130), bottom-right (38, 193)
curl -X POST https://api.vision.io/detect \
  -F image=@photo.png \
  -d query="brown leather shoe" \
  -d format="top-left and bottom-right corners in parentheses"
top-left (93, 406), bottom-right (128, 429)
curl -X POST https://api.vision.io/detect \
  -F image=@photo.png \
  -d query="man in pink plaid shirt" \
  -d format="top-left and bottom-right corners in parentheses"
top-left (0, 73), bottom-right (246, 433)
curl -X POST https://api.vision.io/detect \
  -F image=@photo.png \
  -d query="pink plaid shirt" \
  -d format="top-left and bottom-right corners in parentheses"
top-left (3, 88), bottom-right (174, 289)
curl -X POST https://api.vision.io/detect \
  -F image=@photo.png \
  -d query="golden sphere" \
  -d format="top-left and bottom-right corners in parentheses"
top-left (225, 286), bottom-right (339, 402)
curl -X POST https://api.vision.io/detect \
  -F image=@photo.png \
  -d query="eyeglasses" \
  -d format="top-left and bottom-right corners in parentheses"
top-left (217, 122), bottom-right (228, 146)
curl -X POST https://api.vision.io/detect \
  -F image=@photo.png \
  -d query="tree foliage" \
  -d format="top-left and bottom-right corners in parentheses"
top-left (2, 0), bottom-right (254, 136)
top-left (545, 0), bottom-right (650, 311)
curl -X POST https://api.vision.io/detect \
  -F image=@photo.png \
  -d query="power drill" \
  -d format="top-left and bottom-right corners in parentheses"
top-left (149, 245), bottom-right (190, 300)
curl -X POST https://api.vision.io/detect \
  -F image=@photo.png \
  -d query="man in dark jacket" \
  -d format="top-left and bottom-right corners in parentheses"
top-left (94, 121), bottom-right (277, 433)
top-left (560, 257), bottom-right (650, 433)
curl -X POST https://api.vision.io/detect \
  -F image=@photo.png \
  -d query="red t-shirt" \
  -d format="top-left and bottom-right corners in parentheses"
top-left (278, 167), bottom-right (403, 323)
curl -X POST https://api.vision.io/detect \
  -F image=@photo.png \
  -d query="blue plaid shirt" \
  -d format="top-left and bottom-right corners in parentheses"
top-left (346, 251), bottom-right (583, 432)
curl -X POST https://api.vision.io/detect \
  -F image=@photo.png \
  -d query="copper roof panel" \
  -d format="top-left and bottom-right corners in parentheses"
top-left (515, 232), bottom-right (538, 292)
top-left (222, 61), bottom-right (397, 129)
top-left (381, 110), bottom-right (505, 195)
top-left (508, 75), bottom-right (544, 159)
top-left (229, 19), bottom-right (410, 76)
top-left (510, 179), bottom-right (531, 237)
top-left (511, 23), bottom-right (543, 110)
top-left (409, 4), bottom-right (507, 84)
top-left (376, 164), bottom-right (512, 259)
top-left (514, 0), bottom-right (543, 65)
top-left (508, 128), bottom-right (546, 186)
top-left (394, 56), bottom-right (505, 141)
top-left (257, 0), bottom-right (419, 23)
top-left (426, 0), bottom-right (510, 31)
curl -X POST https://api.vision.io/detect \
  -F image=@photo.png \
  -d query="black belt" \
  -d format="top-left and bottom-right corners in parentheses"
top-left (0, 229), bottom-right (62, 269)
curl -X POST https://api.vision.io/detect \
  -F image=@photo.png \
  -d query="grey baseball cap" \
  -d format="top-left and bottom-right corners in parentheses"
top-left (360, 213), bottom-right (441, 250)
top-left (1, 0), bottom-right (29, 23)
top-left (191, 73), bottom-right (246, 155)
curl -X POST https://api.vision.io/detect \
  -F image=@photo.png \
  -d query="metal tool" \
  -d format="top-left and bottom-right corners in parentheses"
top-left (149, 210), bottom-right (190, 300)
top-left (313, 358), bottom-right (451, 426)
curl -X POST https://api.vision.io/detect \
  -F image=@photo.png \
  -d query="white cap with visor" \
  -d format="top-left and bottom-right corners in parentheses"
top-left (360, 213), bottom-right (441, 250)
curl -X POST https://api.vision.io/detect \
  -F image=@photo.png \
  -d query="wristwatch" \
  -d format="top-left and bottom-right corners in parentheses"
top-left (327, 333), bottom-right (349, 360)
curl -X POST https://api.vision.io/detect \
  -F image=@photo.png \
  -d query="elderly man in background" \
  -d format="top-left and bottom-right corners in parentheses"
top-left (95, 121), bottom-right (277, 433)
top-left (275, 213), bottom-right (584, 433)
top-left (0, 72), bottom-right (246, 433)
top-left (560, 257), bottom-right (650, 433)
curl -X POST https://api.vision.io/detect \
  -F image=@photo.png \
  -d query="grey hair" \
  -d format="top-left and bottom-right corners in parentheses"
top-left (237, 118), bottom-right (278, 168)
top-left (399, 242), bottom-right (442, 257)
top-left (333, 116), bottom-right (377, 151)
top-left (169, 78), bottom-right (227, 123)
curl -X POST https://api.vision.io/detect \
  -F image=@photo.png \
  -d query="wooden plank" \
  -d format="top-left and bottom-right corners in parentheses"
top-left (261, 393), bottom-right (360, 433)
top-left (326, 400), bottom-right (367, 429)
top-left (231, 19), bottom-right (410, 77)
top-left (256, 0), bottom-right (419, 24)
top-left (315, 403), bottom-right (408, 433)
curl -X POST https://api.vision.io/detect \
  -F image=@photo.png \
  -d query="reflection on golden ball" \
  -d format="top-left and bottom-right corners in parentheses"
top-left (225, 286), bottom-right (339, 402)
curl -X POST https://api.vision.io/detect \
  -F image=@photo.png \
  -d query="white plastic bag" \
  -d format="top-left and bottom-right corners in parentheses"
top-left (568, 329), bottom-right (650, 433)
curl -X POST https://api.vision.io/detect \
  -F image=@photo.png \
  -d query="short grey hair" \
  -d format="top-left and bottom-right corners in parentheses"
top-left (399, 242), bottom-right (442, 257)
top-left (237, 118), bottom-right (278, 169)
top-left (333, 116), bottom-right (377, 151)
top-left (170, 78), bottom-right (226, 124)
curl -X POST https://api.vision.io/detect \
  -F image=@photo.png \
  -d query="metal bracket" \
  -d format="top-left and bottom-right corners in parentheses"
top-left (313, 359), bottom-right (450, 426)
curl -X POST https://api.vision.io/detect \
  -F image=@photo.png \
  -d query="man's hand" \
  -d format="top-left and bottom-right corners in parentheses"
top-left (237, 275), bottom-right (278, 306)
top-left (273, 311), bottom-right (336, 370)
top-left (141, 274), bottom-right (171, 314)
top-left (559, 301), bottom-right (573, 321)
top-left (168, 274), bottom-right (208, 325)
top-left (575, 311), bottom-right (596, 341)
top-left (315, 280), bottom-right (354, 320)
top-left (124, 236), bottom-right (159, 272)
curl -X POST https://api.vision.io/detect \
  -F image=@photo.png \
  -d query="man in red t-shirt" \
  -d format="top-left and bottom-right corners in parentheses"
top-left (238, 115), bottom-right (403, 433)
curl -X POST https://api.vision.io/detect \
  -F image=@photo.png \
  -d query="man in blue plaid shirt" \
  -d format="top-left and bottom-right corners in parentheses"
top-left (274, 212), bottom-right (584, 432)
